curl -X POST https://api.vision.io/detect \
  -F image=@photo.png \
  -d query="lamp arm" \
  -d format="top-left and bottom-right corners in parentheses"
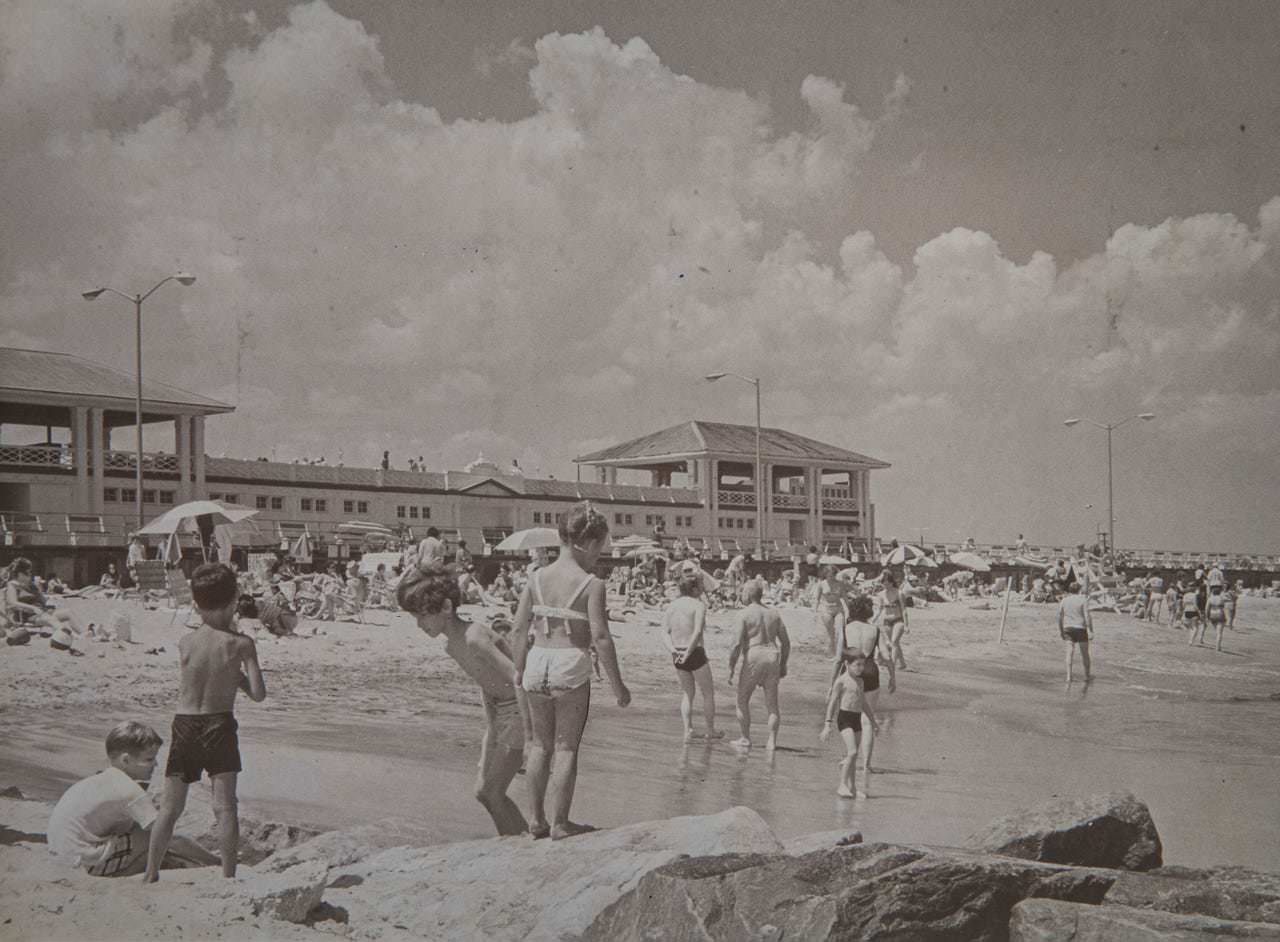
top-left (138, 276), bottom-right (177, 303)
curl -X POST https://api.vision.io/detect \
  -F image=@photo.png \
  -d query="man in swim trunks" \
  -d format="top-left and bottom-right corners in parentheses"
top-left (727, 580), bottom-right (790, 751)
top-left (662, 560), bottom-right (721, 742)
top-left (398, 562), bottom-right (529, 836)
top-left (1057, 579), bottom-right (1093, 685)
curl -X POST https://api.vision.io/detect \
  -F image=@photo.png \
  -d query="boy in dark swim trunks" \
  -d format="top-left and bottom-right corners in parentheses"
top-left (146, 564), bottom-right (266, 882)
top-left (821, 652), bottom-right (879, 798)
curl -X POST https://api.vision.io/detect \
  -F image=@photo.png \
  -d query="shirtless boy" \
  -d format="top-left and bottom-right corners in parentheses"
top-left (146, 564), bottom-right (266, 882)
top-left (727, 581), bottom-right (790, 751)
top-left (398, 562), bottom-right (528, 835)
top-left (821, 652), bottom-right (880, 798)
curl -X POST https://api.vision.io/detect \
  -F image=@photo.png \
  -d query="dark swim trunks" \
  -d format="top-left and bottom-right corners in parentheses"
top-left (165, 713), bottom-right (241, 784)
top-left (673, 646), bottom-right (709, 672)
top-left (1062, 627), bottom-right (1088, 643)
top-left (837, 709), bottom-right (862, 732)
top-left (862, 659), bottom-right (881, 693)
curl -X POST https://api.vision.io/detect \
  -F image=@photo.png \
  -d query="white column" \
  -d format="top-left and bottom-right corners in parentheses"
top-left (192, 416), bottom-right (206, 498)
top-left (88, 408), bottom-right (105, 513)
top-left (814, 467), bottom-right (825, 549)
top-left (174, 415), bottom-right (191, 502)
top-left (761, 461), bottom-right (772, 546)
top-left (706, 459), bottom-right (717, 545)
top-left (72, 406), bottom-right (89, 512)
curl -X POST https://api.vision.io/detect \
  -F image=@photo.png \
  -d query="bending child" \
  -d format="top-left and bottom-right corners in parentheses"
top-left (146, 564), bottom-right (266, 882)
top-left (398, 562), bottom-right (530, 836)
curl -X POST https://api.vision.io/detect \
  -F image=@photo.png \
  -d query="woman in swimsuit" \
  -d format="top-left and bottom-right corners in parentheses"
top-left (662, 561), bottom-right (721, 742)
top-left (874, 570), bottom-right (908, 672)
top-left (512, 502), bottom-right (630, 840)
top-left (1203, 585), bottom-right (1227, 652)
top-left (813, 565), bottom-right (847, 656)
top-left (832, 594), bottom-right (889, 769)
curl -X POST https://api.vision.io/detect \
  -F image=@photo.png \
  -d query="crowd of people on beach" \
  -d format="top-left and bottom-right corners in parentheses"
top-left (10, 505), bottom-right (1269, 886)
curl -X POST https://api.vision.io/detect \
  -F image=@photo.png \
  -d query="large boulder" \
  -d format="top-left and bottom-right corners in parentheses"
top-left (1010, 898), bottom-right (1280, 940)
top-left (1106, 865), bottom-right (1280, 924)
top-left (585, 841), bottom-right (1117, 941)
top-left (322, 805), bottom-right (783, 941)
top-left (966, 792), bottom-right (1162, 871)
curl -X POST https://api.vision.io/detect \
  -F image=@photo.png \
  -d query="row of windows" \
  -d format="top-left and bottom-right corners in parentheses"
top-left (718, 516), bottom-right (755, 530)
top-left (104, 488), bottom-right (174, 506)
top-left (396, 505), bottom-right (431, 519)
top-left (532, 511), bottom-right (564, 525)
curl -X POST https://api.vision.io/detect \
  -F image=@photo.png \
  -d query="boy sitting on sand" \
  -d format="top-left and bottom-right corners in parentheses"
top-left (146, 564), bottom-right (266, 882)
top-left (47, 722), bottom-right (219, 877)
top-left (397, 562), bottom-right (529, 836)
top-left (821, 652), bottom-right (880, 798)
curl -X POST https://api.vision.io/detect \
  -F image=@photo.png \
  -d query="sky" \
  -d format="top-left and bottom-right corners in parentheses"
top-left (2, 0), bottom-right (1278, 552)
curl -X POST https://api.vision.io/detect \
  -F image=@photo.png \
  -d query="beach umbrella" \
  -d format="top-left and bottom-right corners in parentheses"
top-left (818, 554), bottom-right (850, 565)
top-left (495, 527), bottom-right (561, 552)
top-left (625, 545), bottom-right (669, 559)
top-left (880, 544), bottom-right (927, 566)
top-left (137, 499), bottom-right (257, 536)
top-left (949, 551), bottom-right (992, 572)
top-left (836, 567), bottom-right (860, 581)
top-left (907, 555), bottom-right (939, 568)
top-left (291, 532), bottom-right (312, 560)
top-left (162, 530), bottom-right (183, 566)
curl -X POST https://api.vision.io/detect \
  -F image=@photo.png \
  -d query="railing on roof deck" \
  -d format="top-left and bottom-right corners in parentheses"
top-left (0, 444), bottom-right (74, 469)
top-left (821, 496), bottom-right (860, 513)
top-left (100, 450), bottom-right (186, 473)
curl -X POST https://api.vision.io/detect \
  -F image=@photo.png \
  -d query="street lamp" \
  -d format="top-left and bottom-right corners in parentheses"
top-left (705, 371), bottom-right (763, 559)
top-left (1063, 412), bottom-right (1155, 567)
top-left (82, 273), bottom-right (197, 528)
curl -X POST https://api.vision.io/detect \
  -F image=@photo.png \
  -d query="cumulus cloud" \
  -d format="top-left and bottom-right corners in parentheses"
top-left (2, 1), bottom-right (1278, 550)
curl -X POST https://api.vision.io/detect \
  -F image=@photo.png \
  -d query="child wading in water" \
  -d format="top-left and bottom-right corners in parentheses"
top-left (661, 560), bottom-right (722, 742)
top-left (397, 562), bottom-right (529, 835)
top-left (821, 651), bottom-right (880, 798)
top-left (146, 564), bottom-right (266, 882)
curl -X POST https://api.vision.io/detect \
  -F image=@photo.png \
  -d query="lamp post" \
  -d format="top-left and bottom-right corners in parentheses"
top-left (705, 371), bottom-right (763, 559)
top-left (1064, 412), bottom-right (1155, 567)
top-left (82, 274), bottom-right (196, 528)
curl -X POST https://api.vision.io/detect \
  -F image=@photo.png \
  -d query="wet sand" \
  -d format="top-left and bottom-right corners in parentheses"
top-left (2, 592), bottom-right (1278, 869)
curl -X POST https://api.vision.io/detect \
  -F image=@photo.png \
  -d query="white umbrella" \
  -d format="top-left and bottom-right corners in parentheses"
top-left (949, 551), bottom-right (992, 572)
top-left (881, 544), bottom-right (927, 566)
top-left (625, 546), bottom-right (669, 559)
top-left (907, 555), bottom-right (939, 568)
top-left (818, 554), bottom-right (850, 566)
top-left (291, 532), bottom-right (312, 560)
top-left (495, 527), bottom-right (561, 551)
top-left (137, 499), bottom-right (257, 536)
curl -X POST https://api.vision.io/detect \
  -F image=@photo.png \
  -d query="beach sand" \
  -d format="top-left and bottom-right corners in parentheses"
top-left (2, 590), bottom-right (1278, 870)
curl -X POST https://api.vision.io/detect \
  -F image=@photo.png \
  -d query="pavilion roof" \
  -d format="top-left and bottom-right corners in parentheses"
top-left (574, 420), bottom-right (890, 468)
top-left (0, 347), bottom-right (234, 415)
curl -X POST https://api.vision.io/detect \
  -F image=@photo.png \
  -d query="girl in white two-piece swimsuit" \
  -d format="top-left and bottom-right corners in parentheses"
top-left (522, 570), bottom-right (596, 698)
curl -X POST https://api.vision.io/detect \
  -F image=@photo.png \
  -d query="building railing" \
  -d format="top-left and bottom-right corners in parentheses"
top-left (0, 444), bottom-right (73, 469)
top-left (821, 496), bottom-right (860, 513)
top-left (100, 450), bottom-right (186, 473)
top-left (770, 492), bottom-right (807, 510)
top-left (717, 489), bottom-right (755, 508)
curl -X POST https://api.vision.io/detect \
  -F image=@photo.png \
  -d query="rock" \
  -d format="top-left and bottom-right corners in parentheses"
top-left (1106, 865), bottom-right (1280, 924)
top-left (1010, 898), bottom-right (1280, 940)
top-left (247, 861), bottom-right (330, 924)
top-left (327, 806), bottom-right (782, 941)
top-left (586, 841), bottom-right (1117, 941)
top-left (966, 792), bottom-right (1162, 871)
top-left (782, 828), bottom-right (863, 856)
top-left (261, 821), bottom-right (413, 873)
top-left (197, 817), bottom-right (322, 867)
